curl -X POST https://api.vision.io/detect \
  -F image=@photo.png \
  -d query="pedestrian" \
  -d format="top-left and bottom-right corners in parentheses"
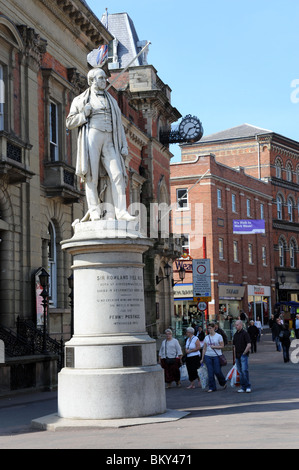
top-left (240, 310), bottom-right (248, 327)
top-left (200, 322), bottom-right (227, 392)
top-left (184, 327), bottom-right (201, 389)
top-left (272, 317), bottom-right (283, 351)
top-left (159, 329), bottom-right (183, 388)
top-left (255, 316), bottom-right (262, 342)
top-left (233, 320), bottom-right (252, 393)
top-left (247, 320), bottom-right (259, 353)
top-left (196, 325), bottom-right (205, 357)
top-left (215, 322), bottom-right (228, 345)
top-left (295, 314), bottom-right (299, 340)
top-left (279, 323), bottom-right (291, 363)
top-left (269, 314), bottom-right (275, 341)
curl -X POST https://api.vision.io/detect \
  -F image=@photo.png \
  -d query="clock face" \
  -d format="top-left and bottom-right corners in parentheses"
top-left (179, 115), bottom-right (203, 142)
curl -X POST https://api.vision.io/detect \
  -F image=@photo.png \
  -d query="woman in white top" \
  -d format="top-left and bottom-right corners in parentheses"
top-left (184, 327), bottom-right (201, 389)
top-left (159, 329), bottom-right (183, 388)
top-left (200, 322), bottom-right (227, 392)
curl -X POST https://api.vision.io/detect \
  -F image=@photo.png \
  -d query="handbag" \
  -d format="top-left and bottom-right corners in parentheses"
top-left (209, 335), bottom-right (227, 366)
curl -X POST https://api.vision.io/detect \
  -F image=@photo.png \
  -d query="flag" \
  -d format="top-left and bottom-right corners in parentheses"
top-left (96, 44), bottom-right (108, 65)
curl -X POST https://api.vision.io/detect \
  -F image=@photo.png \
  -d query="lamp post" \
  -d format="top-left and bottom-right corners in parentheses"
top-left (156, 262), bottom-right (171, 285)
top-left (39, 268), bottom-right (50, 355)
top-left (68, 273), bottom-right (74, 337)
top-left (172, 265), bottom-right (186, 287)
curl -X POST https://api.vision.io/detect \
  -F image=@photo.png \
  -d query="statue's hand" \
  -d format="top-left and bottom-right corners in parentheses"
top-left (84, 103), bottom-right (92, 117)
top-left (121, 147), bottom-right (128, 158)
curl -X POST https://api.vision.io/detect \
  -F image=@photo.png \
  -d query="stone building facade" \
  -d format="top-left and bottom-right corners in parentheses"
top-left (0, 0), bottom-right (181, 347)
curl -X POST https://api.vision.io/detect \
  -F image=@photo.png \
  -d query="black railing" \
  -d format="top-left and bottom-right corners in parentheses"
top-left (0, 318), bottom-right (64, 371)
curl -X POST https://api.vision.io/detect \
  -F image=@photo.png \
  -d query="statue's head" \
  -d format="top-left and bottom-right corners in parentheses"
top-left (87, 68), bottom-right (107, 90)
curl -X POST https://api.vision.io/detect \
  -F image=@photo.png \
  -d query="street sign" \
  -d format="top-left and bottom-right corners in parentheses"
top-left (192, 259), bottom-right (211, 299)
top-left (197, 301), bottom-right (207, 311)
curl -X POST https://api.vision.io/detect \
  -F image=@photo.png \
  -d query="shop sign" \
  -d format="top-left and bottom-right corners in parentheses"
top-left (174, 284), bottom-right (194, 298)
top-left (247, 285), bottom-right (270, 296)
top-left (218, 284), bottom-right (245, 299)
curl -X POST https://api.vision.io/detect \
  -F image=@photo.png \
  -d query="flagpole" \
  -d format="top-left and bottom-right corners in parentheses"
top-left (105, 41), bottom-right (151, 92)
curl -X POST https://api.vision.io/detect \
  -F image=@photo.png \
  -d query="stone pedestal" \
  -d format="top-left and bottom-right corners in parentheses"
top-left (58, 220), bottom-right (166, 420)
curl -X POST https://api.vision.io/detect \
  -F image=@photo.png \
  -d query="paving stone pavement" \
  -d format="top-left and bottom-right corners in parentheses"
top-left (0, 332), bottom-right (298, 450)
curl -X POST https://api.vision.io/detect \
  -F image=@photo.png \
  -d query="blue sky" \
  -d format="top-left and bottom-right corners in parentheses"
top-left (87, 0), bottom-right (299, 160)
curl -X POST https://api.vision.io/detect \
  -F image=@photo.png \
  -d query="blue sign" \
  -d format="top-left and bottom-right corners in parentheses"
top-left (233, 220), bottom-right (265, 234)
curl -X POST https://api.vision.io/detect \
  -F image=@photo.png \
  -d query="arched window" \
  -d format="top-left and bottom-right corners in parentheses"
top-left (277, 195), bottom-right (283, 220)
top-left (286, 163), bottom-right (292, 182)
top-left (47, 221), bottom-right (57, 307)
top-left (290, 240), bottom-right (296, 268)
top-left (279, 239), bottom-right (285, 267)
top-left (287, 197), bottom-right (293, 222)
top-left (296, 165), bottom-right (299, 185)
top-left (275, 159), bottom-right (282, 178)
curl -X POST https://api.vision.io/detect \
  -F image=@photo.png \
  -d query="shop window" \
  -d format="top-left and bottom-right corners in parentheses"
top-left (176, 188), bottom-right (188, 209)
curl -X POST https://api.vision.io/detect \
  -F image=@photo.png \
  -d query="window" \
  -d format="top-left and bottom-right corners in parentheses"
top-left (232, 193), bottom-right (236, 212)
top-left (287, 197), bottom-right (293, 222)
top-left (286, 163), bottom-right (292, 182)
top-left (182, 233), bottom-right (190, 255)
top-left (219, 238), bottom-right (224, 260)
top-left (47, 221), bottom-right (57, 307)
top-left (49, 102), bottom-right (58, 161)
top-left (290, 241), bottom-right (296, 268)
top-left (0, 64), bottom-right (3, 131)
top-left (246, 198), bottom-right (251, 217)
top-left (262, 246), bottom-right (267, 266)
top-left (279, 240), bottom-right (284, 267)
top-left (248, 244), bottom-right (253, 264)
top-left (275, 159), bottom-right (282, 178)
top-left (233, 241), bottom-right (239, 262)
top-left (260, 203), bottom-right (264, 219)
top-left (217, 189), bottom-right (222, 208)
top-left (277, 195), bottom-right (283, 220)
top-left (177, 188), bottom-right (188, 209)
top-left (297, 166), bottom-right (299, 185)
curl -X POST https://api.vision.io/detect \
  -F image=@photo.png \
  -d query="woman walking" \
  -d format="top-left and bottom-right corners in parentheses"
top-left (185, 327), bottom-right (201, 389)
top-left (159, 329), bottom-right (183, 388)
top-left (200, 322), bottom-right (227, 392)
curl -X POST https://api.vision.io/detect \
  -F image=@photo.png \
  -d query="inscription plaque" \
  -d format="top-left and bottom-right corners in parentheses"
top-left (123, 346), bottom-right (142, 367)
top-left (65, 347), bottom-right (75, 368)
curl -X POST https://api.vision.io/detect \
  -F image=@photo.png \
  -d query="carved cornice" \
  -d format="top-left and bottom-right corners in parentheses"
top-left (39, 0), bottom-right (113, 46)
top-left (17, 24), bottom-right (47, 71)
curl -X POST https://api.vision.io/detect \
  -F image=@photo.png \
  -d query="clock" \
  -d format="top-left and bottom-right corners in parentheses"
top-left (179, 115), bottom-right (203, 142)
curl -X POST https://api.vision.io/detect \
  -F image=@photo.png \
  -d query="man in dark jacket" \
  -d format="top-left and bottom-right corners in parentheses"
top-left (233, 320), bottom-right (251, 393)
top-left (247, 320), bottom-right (259, 353)
top-left (272, 317), bottom-right (283, 351)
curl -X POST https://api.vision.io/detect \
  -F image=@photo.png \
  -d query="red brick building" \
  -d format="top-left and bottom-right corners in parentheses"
top-left (170, 124), bottom-right (299, 334)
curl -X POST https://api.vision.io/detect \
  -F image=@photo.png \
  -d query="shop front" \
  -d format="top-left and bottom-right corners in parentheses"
top-left (218, 284), bottom-right (245, 340)
top-left (173, 283), bottom-right (199, 337)
top-left (247, 285), bottom-right (271, 326)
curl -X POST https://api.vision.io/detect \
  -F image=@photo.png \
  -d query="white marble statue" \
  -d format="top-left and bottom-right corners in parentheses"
top-left (66, 68), bottom-right (135, 222)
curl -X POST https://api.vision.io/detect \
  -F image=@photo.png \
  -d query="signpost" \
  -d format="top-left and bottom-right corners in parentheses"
top-left (192, 259), bottom-right (211, 302)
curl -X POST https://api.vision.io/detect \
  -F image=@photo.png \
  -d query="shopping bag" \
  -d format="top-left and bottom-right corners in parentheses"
top-left (179, 364), bottom-right (188, 381)
top-left (197, 364), bottom-right (209, 389)
top-left (291, 329), bottom-right (295, 339)
top-left (225, 364), bottom-right (240, 387)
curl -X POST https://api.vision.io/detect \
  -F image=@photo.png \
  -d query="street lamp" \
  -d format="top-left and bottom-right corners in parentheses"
top-left (39, 268), bottom-right (50, 354)
top-left (156, 262), bottom-right (171, 285)
top-left (68, 273), bottom-right (74, 337)
top-left (172, 266), bottom-right (186, 287)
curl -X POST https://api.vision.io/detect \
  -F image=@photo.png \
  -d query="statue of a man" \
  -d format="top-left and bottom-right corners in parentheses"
top-left (66, 67), bottom-right (135, 222)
